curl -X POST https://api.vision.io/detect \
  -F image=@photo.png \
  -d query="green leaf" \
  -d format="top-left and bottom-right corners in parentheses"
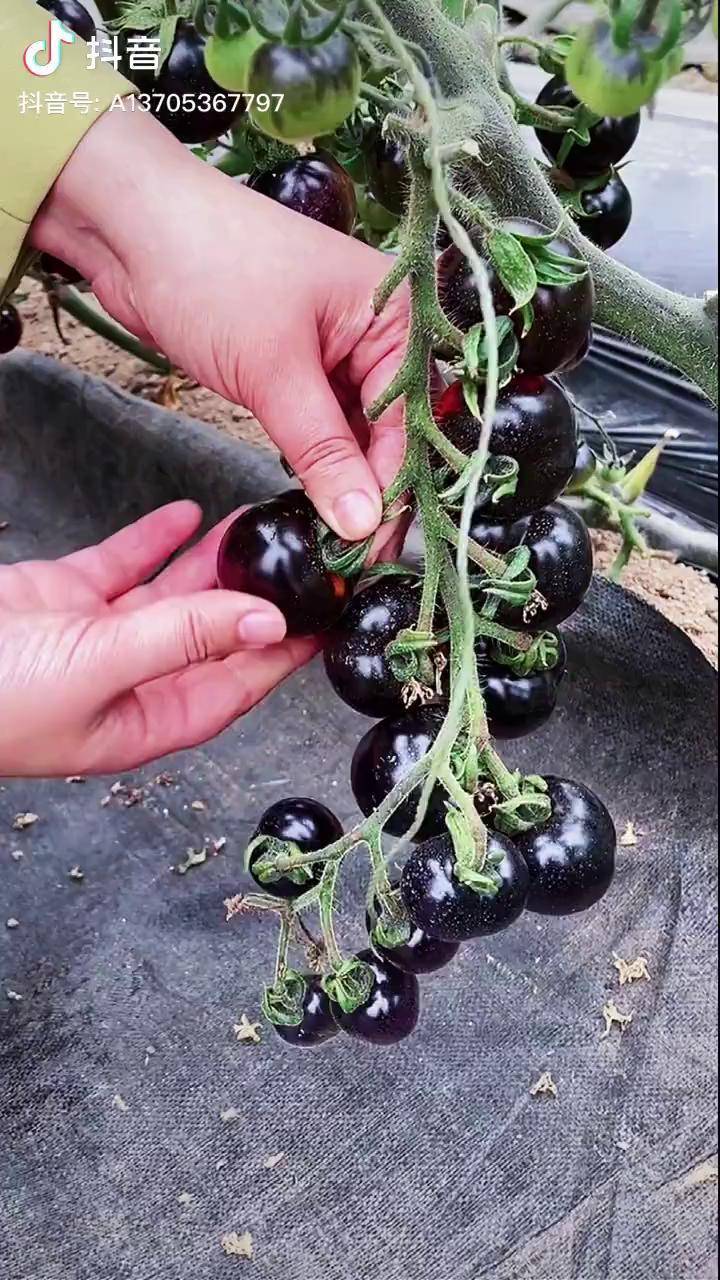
top-left (262, 971), bottom-right (307, 1028)
top-left (157, 14), bottom-right (179, 70)
top-left (487, 230), bottom-right (538, 312)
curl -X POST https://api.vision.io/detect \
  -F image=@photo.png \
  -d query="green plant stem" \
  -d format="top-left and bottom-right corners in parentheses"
top-left (55, 287), bottom-right (172, 375)
top-left (273, 914), bottom-right (292, 985)
top-left (378, 0), bottom-right (718, 404)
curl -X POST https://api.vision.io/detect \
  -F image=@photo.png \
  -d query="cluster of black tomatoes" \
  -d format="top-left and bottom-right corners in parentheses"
top-left (535, 77), bottom-right (640, 251)
top-left (217, 230), bottom-right (616, 1045)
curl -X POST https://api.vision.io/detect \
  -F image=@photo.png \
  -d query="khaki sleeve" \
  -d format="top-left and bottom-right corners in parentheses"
top-left (0, 0), bottom-right (136, 301)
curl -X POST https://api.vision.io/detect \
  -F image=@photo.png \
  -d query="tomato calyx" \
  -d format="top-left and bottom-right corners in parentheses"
top-left (261, 968), bottom-right (309, 1027)
top-left (491, 773), bottom-right (553, 837)
top-left (491, 629), bottom-right (562, 677)
top-left (444, 808), bottom-right (504, 897)
top-left (322, 956), bottom-right (374, 1015)
top-left (245, 832), bottom-right (316, 891)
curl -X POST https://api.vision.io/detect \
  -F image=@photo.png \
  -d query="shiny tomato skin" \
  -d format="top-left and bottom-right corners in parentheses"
top-left (248, 35), bottom-right (360, 142)
top-left (435, 373), bottom-right (578, 520)
top-left (514, 777), bottom-right (616, 914)
top-left (247, 151), bottom-right (357, 234)
top-left (351, 707), bottom-right (448, 843)
top-left (365, 126), bottom-right (408, 216)
top-left (366, 881), bottom-right (460, 974)
top-left (248, 796), bottom-right (343, 900)
top-left (273, 975), bottom-right (340, 1047)
top-left (535, 76), bottom-right (640, 177)
top-left (217, 491), bottom-right (352, 636)
top-left (470, 502), bottom-right (593, 630)
top-left (401, 832), bottom-right (529, 942)
top-left (576, 173), bottom-right (633, 250)
top-left (330, 949), bottom-right (420, 1045)
top-left (38, 0), bottom-right (95, 41)
top-left (478, 631), bottom-right (567, 740)
top-left (324, 577), bottom-right (424, 719)
top-left (0, 305), bottom-right (23, 355)
top-left (437, 218), bottom-right (595, 376)
top-left (128, 21), bottom-right (246, 145)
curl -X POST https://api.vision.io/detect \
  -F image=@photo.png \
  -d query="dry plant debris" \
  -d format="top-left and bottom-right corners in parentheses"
top-left (12, 812), bottom-right (38, 831)
top-left (601, 1000), bottom-right (633, 1039)
top-left (6, 918), bottom-right (19, 930)
top-left (174, 837), bottom-right (226, 875)
top-left (10, 850), bottom-right (23, 861)
top-left (6, 989), bottom-right (23, 1002)
top-left (68, 866), bottom-right (85, 882)
top-left (220, 1107), bottom-right (242, 1124)
top-left (234, 1015), bottom-right (262, 1045)
top-left (221, 1232), bottom-right (254, 1261)
top-left (530, 1071), bottom-right (558, 1099)
top-left (613, 953), bottom-right (651, 985)
top-left (263, 1153), bottom-right (286, 1170)
top-left (111, 1094), bottom-right (129, 1112)
top-left (620, 821), bottom-right (642, 847)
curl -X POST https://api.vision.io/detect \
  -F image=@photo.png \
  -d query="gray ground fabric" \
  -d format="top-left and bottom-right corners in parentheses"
top-left (1, 357), bottom-right (718, 1280)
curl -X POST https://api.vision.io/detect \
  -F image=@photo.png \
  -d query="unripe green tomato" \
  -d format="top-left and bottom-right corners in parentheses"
top-left (204, 28), bottom-right (266, 94)
top-left (356, 188), bottom-right (399, 233)
top-left (248, 34), bottom-right (361, 143)
top-left (566, 20), bottom-right (665, 117)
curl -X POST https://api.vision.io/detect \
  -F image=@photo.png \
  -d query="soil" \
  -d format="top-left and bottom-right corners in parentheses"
top-left (15, 281), bottom-right (720, 667)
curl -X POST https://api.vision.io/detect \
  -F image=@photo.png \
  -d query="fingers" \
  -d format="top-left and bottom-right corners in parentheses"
top-left (64, 502), bottom-right (203, 602)
top-left (117, 508), bottom-right (245, 612)
top-left (97, 589), bottom-right (287, 694)
top-left (116, 637), bottom-right (319, 767)
top-left (253, 352), bottom-right (382, 542)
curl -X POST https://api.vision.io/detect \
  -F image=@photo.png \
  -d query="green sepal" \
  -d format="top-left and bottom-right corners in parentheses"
top-left (444, 805), bottom-right (477, 871)
top-left (262, 969), bottom-right (308, 1028)
top-left (157, 14), bottom-right (179, 69)
top-left (487, 230), bottom-right (538, 313)
top-left (319, 526), bottom-right (373, 578)
top-left (244, 833), bottom-right (315, 890)
top-left (322, 958), bottom-right (374, 1015)
top-left (386, 629), bottom-right (437, 683)
top-left (538, 33), bottom-right (576, 76)
top-left (491, 630), bottom-right (560, 676)
top-left (493, 777), bottom-right (552, 836)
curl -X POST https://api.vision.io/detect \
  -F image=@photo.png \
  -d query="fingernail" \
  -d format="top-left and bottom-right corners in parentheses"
top-left (238, 611), bottom-right (286, 646)
top-left (333, 490), bottom-right (381, 541)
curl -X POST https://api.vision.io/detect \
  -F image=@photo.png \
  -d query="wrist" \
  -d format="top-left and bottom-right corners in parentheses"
top-left (30, 106), bottom-right (199, 283)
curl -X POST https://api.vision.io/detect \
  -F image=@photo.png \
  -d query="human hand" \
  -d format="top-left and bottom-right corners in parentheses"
top-left (0, 502), bottom-right (317, 778)
top-left (31, 108), bottom-right (409, 545)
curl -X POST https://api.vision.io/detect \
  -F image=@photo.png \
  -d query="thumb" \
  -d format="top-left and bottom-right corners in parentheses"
top-left (253, 353), bottom-right (382, 542)
top-left (97, 591), bottom-right (287, 692)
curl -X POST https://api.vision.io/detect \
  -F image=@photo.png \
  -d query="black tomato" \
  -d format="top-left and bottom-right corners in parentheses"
top-left (514, 777), bottom-right (616, 914)
top-left (38, 0), bottom-right (95, 41)
top-left (434, 374), bottom-right (578, 520)
top-left (324, 577), bottom-right (423, 719)
top-left (129, 21), bottom-right (246, 145)
top-left (248, 34), bottom-right (360, 143)
top-left (477, 631), bottom-right (567, 740)
top-left (331, 949), bottom-right (420, 1045)
top-left (39, 253), bottom-right (83, 284)
top-left (273, 975), bottom-right (340, 1047)
top-left (351, 707), bottom-right (448, 843)
top-left (248, 797), bottom-right (343, 899)
top-left (566, 439), bottom-right (597, 493)
top-left (401, 832), bottom-right (529, 942)
top-left (437, 217), bottom-right (595, 376)
top-left (534, 77), bottom-right (640, 178)
top-left (364, 126), bottom-right (408, 216)
top-left (470, 502), bottom-right (593, 630)
top-left (575, 173), bottom-right (633, 250)
top-left (557, 331), bottom-right (593, 373)
top-left (0, 304), bottom-right (22, 355)
top-left (217, 490), bottom-right (352, 636)
top-left (247, 151), bottom-right (357, 235)
top-left (366, 881), bottom-right (460, 975)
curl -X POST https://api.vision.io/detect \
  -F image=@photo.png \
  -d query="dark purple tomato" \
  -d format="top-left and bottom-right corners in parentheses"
top-left (365, 126), bottom-right (408, 216)
top-left (478, 630), bottom-right (567, 740)
top-left (331, 949), bottom-right (420, 1045)
top-left (273, 975), bottom-right (340, 1047)
top-left (248, 796), bottom-right (343, 899)
top-left (535, 77), bottom-right (640, 178)
top-left (434, 373), bottom-right (578, 519)
top-left (324, 577), bottom-right (423, 718)
top-left (39, 253), bottom-right (83, 284)
top-left (366, 881), bottom-right (460, 974)
top-left (247, 152), bottom-right (357, 235)
top-left (130, 21), bottom-right (246, 144)
top-left (566, 439), bottom-right (596, 493)
top-left (217, 491), bottom-right (352, 636)
top-left (437, 217), bottom-right (595, 375)
top-left (514, 776), bottom-right (616, 914)
top-left (575, 172), bottom-right (633, 250)
top-left (351, 707), bottom-right (448, 842)
top-left (401, 831), bottom-right (529, 942)
top-left (470, 502), bottom-right (593, 630)
top-left (557, 331), bottom-right (593, 373)
top-left (38, 0), bottom-right (95, 41)
top-left (0, 304), bottom-right (22, 355)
